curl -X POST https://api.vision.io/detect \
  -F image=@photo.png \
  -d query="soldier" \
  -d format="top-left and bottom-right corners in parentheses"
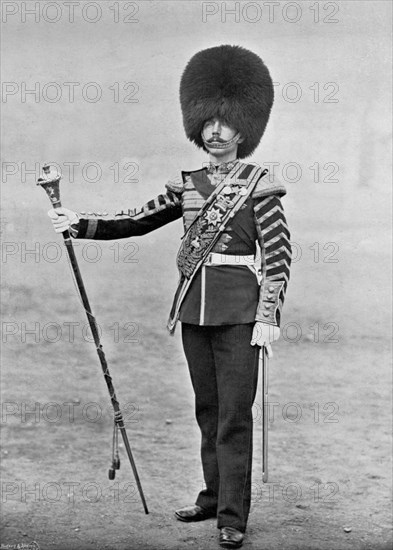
top-left (49, 45), bottom-right (291, 549)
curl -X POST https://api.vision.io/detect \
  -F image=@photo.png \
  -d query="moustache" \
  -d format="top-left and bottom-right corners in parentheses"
top-left (202, 132), bottom-right (241, 149)
top-left (206, 136), bottom-right (227, 143)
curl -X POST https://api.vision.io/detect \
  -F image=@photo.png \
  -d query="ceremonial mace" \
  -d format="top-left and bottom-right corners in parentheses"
top-left (37, 164), bottom-right (149, 514)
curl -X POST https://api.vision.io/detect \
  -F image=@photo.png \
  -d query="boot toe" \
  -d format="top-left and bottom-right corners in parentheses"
top-left (175, 505), bottom-right (216, 522)
top-left (219, 527), bottom-right (244, 548)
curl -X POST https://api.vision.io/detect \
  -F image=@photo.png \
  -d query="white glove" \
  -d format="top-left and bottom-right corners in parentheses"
top-left (251, 322), bottom-right (280, 347)
top-left (48, 207), bottom-right (79, 234)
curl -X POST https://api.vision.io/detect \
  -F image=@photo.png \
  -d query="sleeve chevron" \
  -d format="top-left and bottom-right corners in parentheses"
top-left (253, 195), bottom-right (292, 326)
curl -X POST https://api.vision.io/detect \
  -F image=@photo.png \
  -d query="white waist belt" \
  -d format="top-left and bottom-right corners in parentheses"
top-left (204, 253), bottom-right (255, 267)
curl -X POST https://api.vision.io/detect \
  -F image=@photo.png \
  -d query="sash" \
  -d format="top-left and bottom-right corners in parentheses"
top-left (167, 163), bottom-right (266, 333)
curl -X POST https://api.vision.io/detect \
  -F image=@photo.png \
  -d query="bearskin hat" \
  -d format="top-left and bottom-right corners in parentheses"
top-left (180, 44), bottom-right (274, 159)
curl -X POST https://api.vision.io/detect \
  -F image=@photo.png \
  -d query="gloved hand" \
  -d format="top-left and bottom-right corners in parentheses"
top-left (48, 207), bottom-right (79, 234)
top-left (251, 322), bottom-right (280, 348)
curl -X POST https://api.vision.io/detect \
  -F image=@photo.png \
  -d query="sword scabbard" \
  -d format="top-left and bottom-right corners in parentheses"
top-left (261, 346), bottom-right (269, 483)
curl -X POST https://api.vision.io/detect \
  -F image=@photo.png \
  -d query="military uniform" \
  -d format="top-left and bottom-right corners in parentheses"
top-left (58, 44), bottom-right (293, 546)
top-left (71, 158), bottom-right (291, 532)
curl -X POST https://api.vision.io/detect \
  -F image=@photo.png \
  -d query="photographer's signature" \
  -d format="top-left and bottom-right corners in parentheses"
top-left (1, 543), bottom-right (39, 550)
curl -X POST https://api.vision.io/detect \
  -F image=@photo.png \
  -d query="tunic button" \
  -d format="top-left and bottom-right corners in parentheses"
top-left (80, 211), bottom-right (86, 215)
top-left (265, 304), bottom-right (272, 310)
top-left (263, 312), bottom-right (270, 317)
top-left (268, 286), bottom-right (275, 292)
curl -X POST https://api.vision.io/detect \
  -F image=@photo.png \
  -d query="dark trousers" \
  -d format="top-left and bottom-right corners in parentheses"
top-left (181, 323), bottom-right (259, 532)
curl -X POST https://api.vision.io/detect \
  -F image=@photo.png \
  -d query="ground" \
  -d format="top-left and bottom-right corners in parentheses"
top-left (1, 184), bottom-right (392, 550)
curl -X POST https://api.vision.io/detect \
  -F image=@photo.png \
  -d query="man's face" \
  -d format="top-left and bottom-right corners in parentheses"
top-left (202, 118), bottom-right (243, 158)
top-left (202, 118), bottom-right (238, 143)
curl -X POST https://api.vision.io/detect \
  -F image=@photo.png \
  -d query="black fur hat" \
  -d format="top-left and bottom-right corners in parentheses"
top-left (180, 44), bottom-right (274, 159)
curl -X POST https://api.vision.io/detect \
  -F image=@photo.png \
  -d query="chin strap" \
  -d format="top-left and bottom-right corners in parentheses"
top-left (202, 132), bottom-right (241, 149)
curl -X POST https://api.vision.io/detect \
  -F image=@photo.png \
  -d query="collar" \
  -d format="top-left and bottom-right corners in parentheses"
top-left (206, 160), bottom-right (239, 175)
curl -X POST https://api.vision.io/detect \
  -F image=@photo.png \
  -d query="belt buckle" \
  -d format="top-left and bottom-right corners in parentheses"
top-left (204, 253), bottom-right (213, 266)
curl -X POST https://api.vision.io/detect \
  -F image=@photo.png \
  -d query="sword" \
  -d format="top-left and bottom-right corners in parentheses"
top-left (261, 344), bottom-right (271, 483)
top-left (37, 164), bottom-right (149, 514)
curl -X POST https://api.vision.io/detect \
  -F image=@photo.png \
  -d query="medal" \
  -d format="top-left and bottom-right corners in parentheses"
top-left (216, 195), bottom-right (232, 212)
top-left (238, 188), bottom-right (248, 196)
top-left (204, 208), bottom-right (223, 227)
top-left (223, 186), bottom-right (232, 195)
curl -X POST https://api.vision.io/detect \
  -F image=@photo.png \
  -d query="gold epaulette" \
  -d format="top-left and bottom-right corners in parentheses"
top-left (252, 176), bottom-right (287, 199)
top-left (165, 175), bottom-right (185, 194)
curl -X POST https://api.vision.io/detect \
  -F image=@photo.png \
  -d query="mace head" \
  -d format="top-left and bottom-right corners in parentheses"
top-left (37, 164), bottom-right (62, 208)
